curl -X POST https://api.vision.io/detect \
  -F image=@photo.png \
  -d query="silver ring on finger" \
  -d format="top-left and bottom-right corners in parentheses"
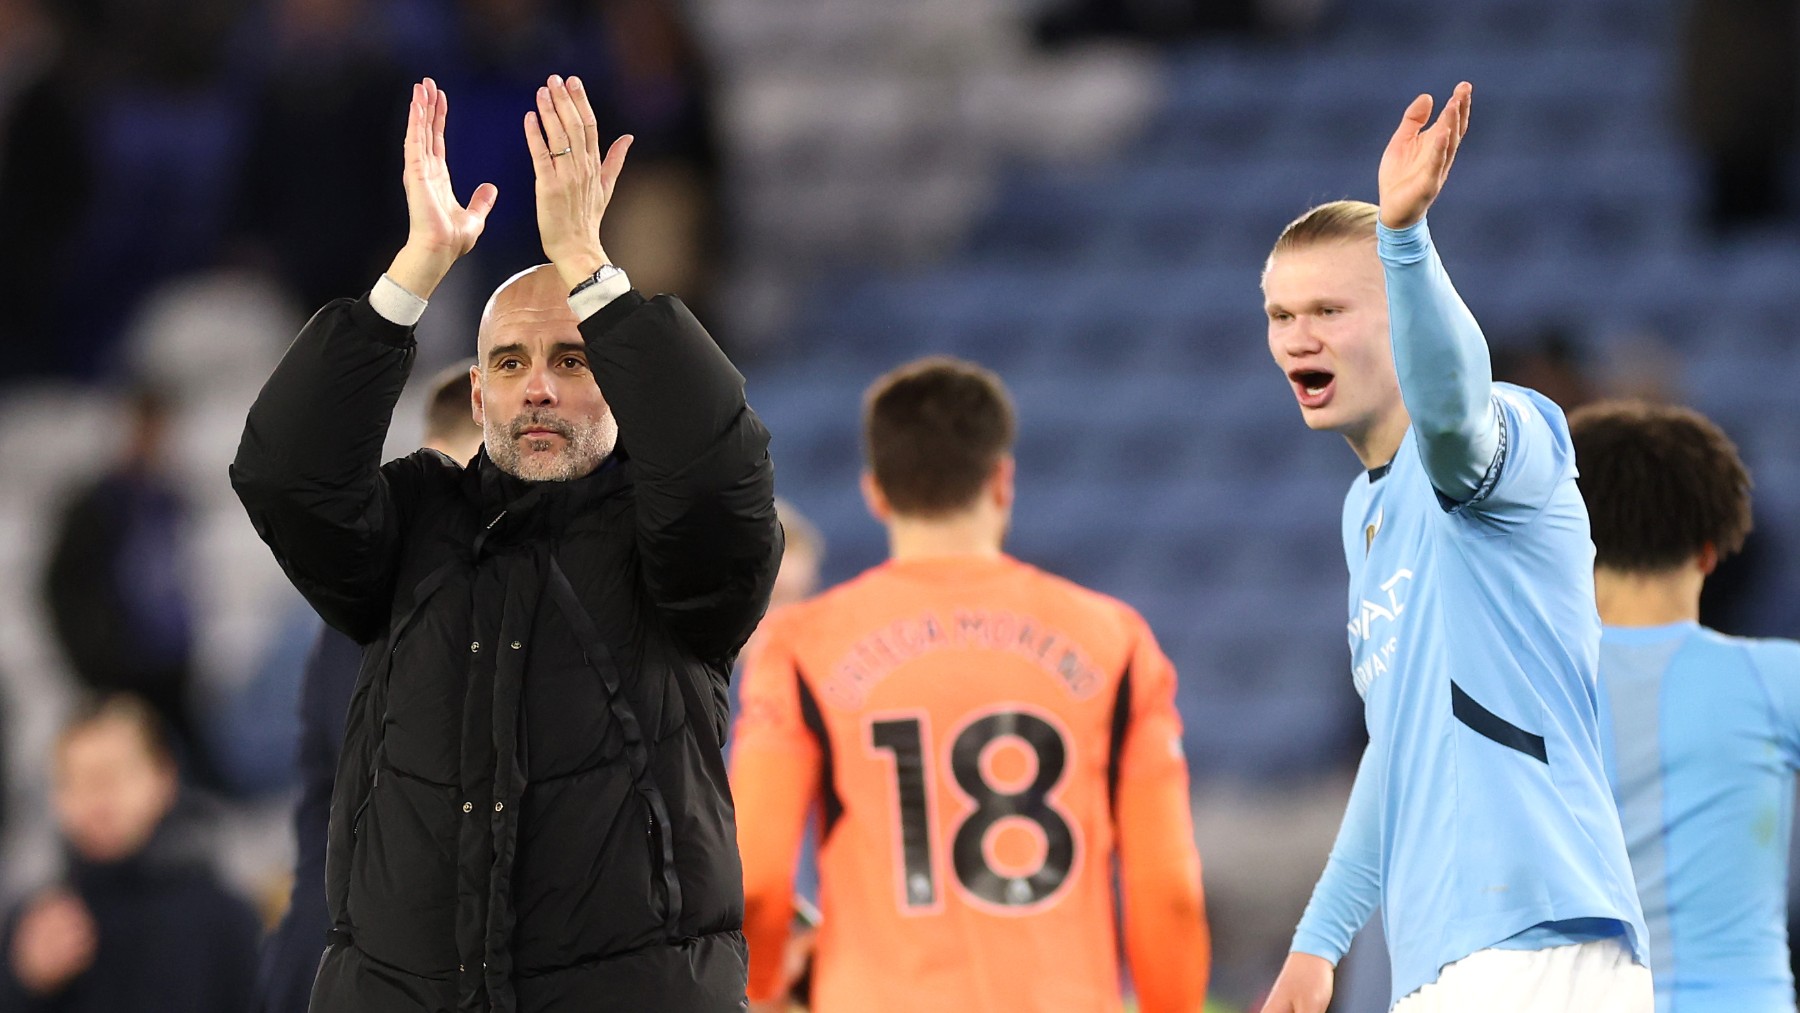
top-left (550, 147), bottom-right (573, 158)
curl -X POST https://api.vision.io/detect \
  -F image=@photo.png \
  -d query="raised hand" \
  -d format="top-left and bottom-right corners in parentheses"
top-left (522, 74), bottom-right (633, 291)
top-left (1377, 81), bottom-right (1472, 230)
top-left (388, 78), bottom-right (499, 299)
top-left (10, 891), bottom-right (96, 996)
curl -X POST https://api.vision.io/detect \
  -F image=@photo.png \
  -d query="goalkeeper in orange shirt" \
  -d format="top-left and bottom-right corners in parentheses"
top-left (731, 356), bottom-right (1210, 1012)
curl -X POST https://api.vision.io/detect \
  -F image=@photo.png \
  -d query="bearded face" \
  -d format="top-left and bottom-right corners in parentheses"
top-left (473, 266), bottom-right (621, 483)
top-left (483, 400), bottom-right (618, 482)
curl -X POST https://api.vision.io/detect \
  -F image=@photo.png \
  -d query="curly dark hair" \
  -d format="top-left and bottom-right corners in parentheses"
top-left (1569, 399), bottom-right (1753, 572)
top-left (863, 356), bottom-right (1016, 518)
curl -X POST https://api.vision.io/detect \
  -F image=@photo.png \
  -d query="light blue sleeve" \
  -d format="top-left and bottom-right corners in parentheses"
top-left (1381, 218), bottom-right (1573, 522)
top-left (1379, 218), bottom-right (1500, 503)
top-left (1747, 639), bottom-right (1800, 769)
top-left (1292, 742), bottom-right (1382, 963)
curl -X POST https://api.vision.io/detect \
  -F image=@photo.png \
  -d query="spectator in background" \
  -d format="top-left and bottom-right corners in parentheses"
top-left (254, 363), bottom-right (484, 1013)
top-left (11, 0), bottom-right (250, 368)
top-left (41, 386), bottom-right (214, 787)
top-left (0, 695), bottom-right (261, 1012)
top-left (1681, 0), bottom-right (1800, 232)
top-left (0, 0), bottom-right (93, 381)
top-left (229, 0), bottom-right (410, 310)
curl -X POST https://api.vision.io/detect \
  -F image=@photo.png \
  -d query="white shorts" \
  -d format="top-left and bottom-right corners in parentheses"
top-left (1392, 937), bottom-right (1652, 1013)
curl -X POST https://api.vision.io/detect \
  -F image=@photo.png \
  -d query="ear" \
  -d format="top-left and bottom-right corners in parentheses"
top-left (991, 455), bottom-right (1016, 511)
top-left (1697, 542), bottom-right (1720, 576)
top-left (860, 471), bottom-right (892, 525)
top-left (469, 364), bottom-right (486, 427)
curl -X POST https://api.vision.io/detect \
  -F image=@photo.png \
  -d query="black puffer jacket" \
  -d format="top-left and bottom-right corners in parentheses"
top-left (231, 288), bottom-right (780, 1012)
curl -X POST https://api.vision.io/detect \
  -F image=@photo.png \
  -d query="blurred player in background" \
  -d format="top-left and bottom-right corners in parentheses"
top-left (739, 498), bottom-right (825, 662)
top-left (1571, 400), bottom-right (1800, 1013)
top-left (1258, 83), bottom-right (1648, 1012)
top-left (731, 356), bottom-right (1209, 1012)
top-left (769, 499), bottom-right (825, 613)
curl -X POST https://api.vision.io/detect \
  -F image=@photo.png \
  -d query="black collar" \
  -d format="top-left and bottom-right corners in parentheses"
top-left (463, 447), bottom-right (629, 552)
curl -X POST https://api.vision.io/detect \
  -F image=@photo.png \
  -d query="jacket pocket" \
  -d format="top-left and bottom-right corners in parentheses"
top-left (512, 766), bottom-right (662, 971)
top-left (344, 766), bottom-right (462, 976)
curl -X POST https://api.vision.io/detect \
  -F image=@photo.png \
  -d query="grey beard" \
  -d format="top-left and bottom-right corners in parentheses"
top-left (485, 408), bottom-right (618, 482)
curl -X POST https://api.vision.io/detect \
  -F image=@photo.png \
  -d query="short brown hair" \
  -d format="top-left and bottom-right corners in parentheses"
top-left (58, 694), bottom-right (174, 768)
top-left (1265, 200), bottom-right (1380, 279)
top-left (423, 362), bottom-right (481, 447)
top-left (863, 356), bottom-right (1016, 517)
top-left (1569, 400), bottom-right (1753, 572)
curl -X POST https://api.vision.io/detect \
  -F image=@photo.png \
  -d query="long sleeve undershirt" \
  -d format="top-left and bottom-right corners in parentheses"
top-left (1378, 218), bottom-right (1501, 504)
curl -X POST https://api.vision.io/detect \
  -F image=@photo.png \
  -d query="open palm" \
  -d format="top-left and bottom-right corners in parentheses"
top-left (404, 78), bottom-right (497, 259)
top-left (1378, 81), bottom-right (1472, 230)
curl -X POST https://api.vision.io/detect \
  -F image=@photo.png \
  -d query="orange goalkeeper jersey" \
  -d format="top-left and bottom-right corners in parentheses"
top-left (731, 554), bottom-right (1208, 1013)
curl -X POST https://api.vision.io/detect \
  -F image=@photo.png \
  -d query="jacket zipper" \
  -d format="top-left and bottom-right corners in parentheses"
top-left (646, 804), bottom-right (666, 911)
top-left (351, 769), bottom-right (378, 838)
top-left (354, 629), bottom-right (411, 840)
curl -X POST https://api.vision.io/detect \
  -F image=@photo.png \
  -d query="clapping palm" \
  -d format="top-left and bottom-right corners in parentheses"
top-left (404, 78), bottom-right (498, 260)
top-left (1378, 81), bottom-right (1472, 230)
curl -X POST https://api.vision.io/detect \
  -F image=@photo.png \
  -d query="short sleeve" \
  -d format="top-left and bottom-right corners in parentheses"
top-left (1747, 639), bottom-right (1800, 768)
top-left (1455, 384), bottom-right (1576, 526)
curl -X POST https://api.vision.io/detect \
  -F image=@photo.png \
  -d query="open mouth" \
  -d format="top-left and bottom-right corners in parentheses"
top-left (1288, 368), bottom-right (1336, 408)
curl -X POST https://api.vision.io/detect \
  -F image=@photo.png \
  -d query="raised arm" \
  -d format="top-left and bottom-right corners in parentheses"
top-left (527, 75), bottom-right (781, 660)
top-left (230, 79), bottom-right (496, 640)
top-left (1377, 83), bottom-right (1501, 504)
top-left (1263, 742), bottom-right (1383, 1013)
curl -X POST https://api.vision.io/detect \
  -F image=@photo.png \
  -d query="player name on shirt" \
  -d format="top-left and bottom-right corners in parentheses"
top-left (823, 608), bottom-right (1107, 708)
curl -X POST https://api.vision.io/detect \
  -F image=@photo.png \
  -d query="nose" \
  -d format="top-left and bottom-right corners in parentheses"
top-left (1275, 316), bottom-right (1324, 358)
top-left (523, 362), bottom-right (559, 407)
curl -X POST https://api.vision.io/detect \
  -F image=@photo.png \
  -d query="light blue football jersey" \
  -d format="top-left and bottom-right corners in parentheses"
top-left (1598, 622), bottom-right (1800, 1013)
top-left (1296, 383), bottom-right (1647, 1007)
